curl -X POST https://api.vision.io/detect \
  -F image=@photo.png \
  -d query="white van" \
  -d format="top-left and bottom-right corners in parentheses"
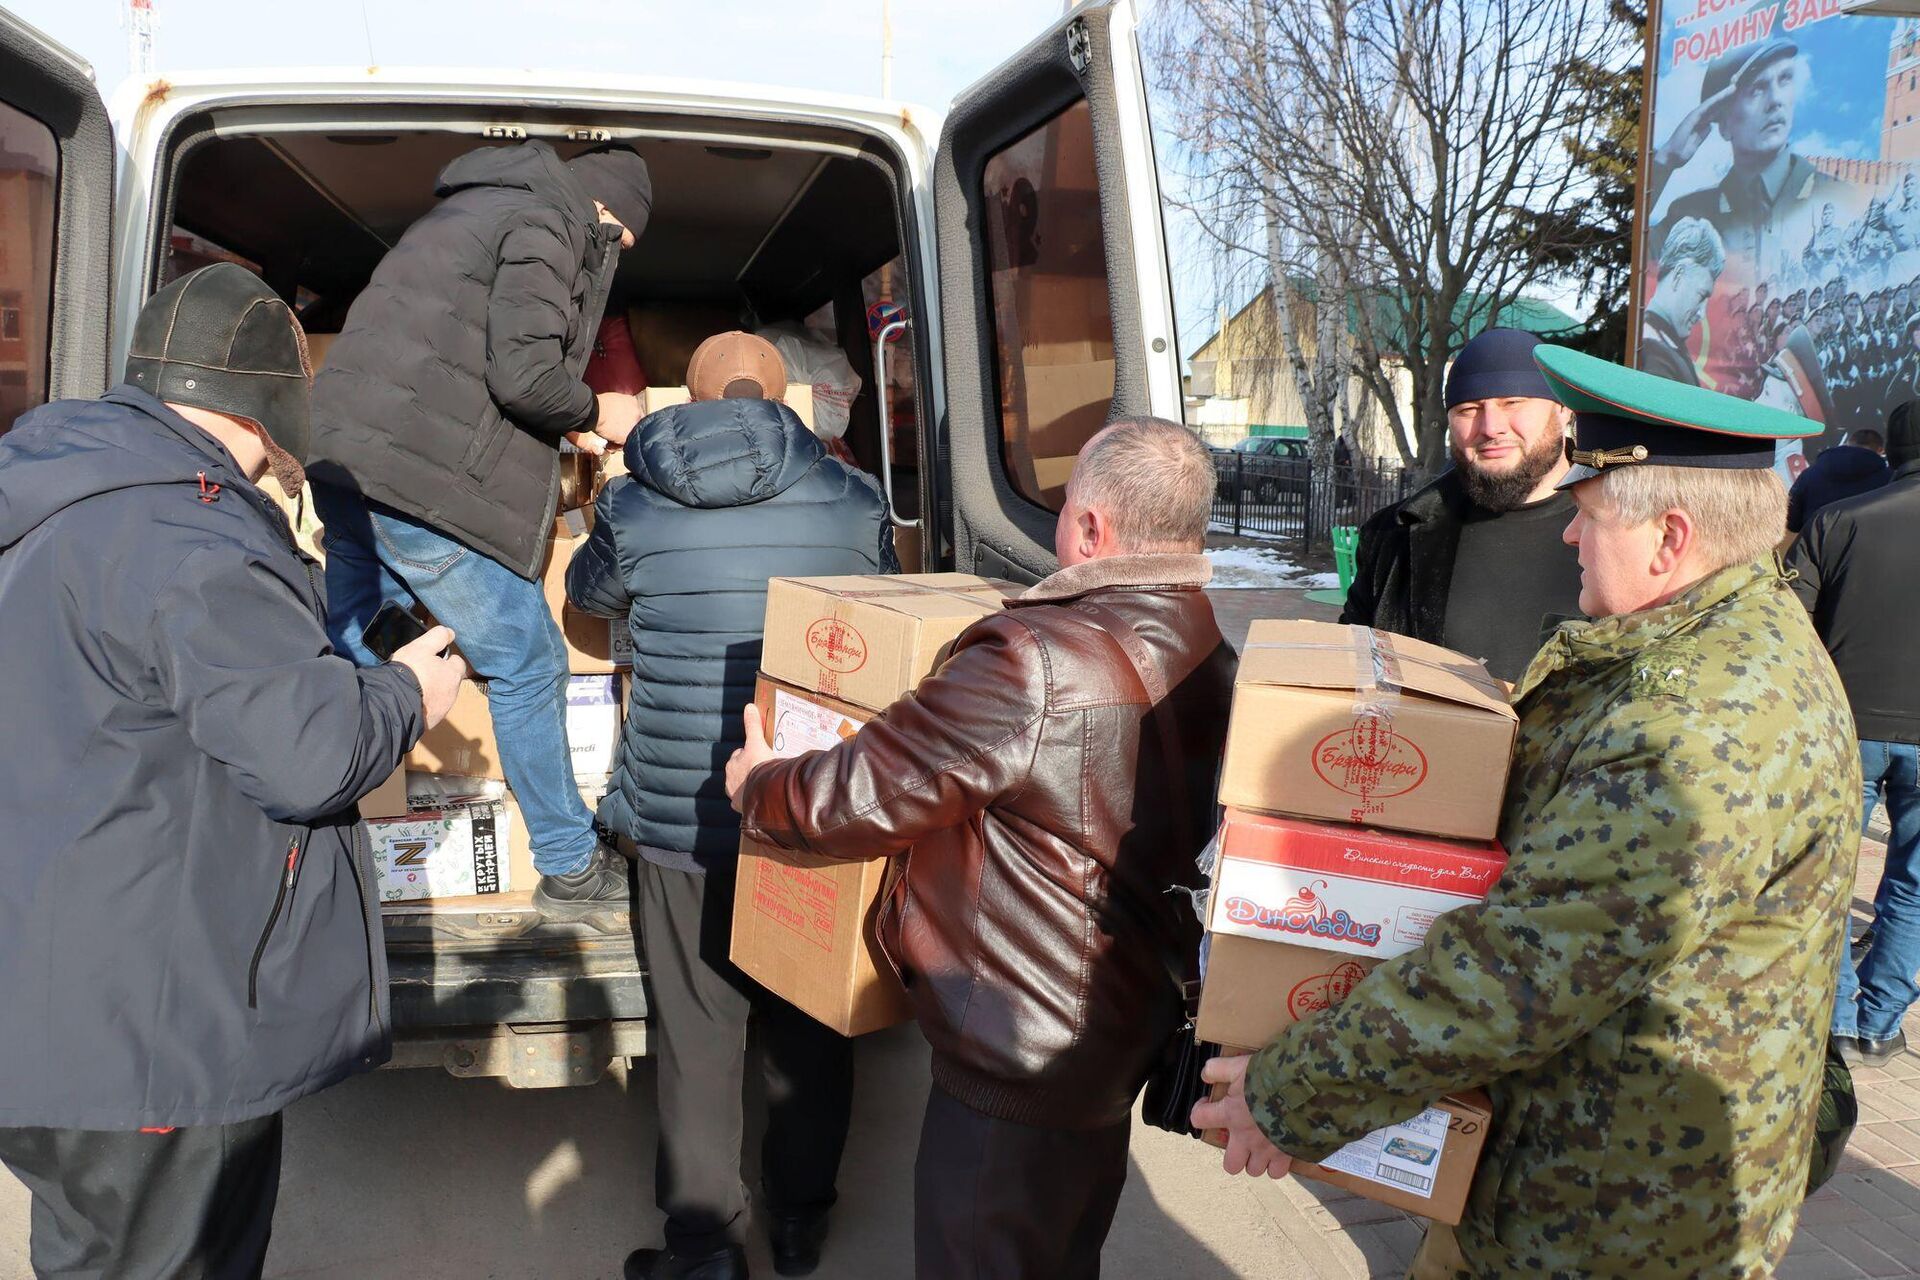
top-left (0, 0), bottom-right (1182, 1085)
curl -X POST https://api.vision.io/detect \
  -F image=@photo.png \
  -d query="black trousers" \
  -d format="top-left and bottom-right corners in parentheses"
top-left (0, 1114), bottom-right (282, 1280)
top-left (636, 859), bottom-right (855, 1256)
top-left (913, 1081), bottom-right (1132, 1280)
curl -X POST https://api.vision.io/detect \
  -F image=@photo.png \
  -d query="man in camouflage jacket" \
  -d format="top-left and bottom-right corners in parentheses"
top-left (1197, 348), bottom-right (1860, 1279)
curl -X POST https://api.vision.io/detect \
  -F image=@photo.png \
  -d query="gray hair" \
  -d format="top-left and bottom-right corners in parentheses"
top-left (1065, 417), bottom-right (1215, 552)
top-left (1597, 464), bottom-right (1786, 567)
top-left (1660, 217), bottom-right (1727, 279)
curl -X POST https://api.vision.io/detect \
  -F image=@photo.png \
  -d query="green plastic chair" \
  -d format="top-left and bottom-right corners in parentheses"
top-left (1304, 524), bottom-right (1359, 606)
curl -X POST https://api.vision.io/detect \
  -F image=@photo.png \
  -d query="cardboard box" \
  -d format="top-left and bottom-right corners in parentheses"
top-left (758, 573), bottom-right (1017, 710)
top-left (408, 681), bottom-right (503, 780)
top-left (729, 676), bottom-right (913, 1036)
top-left (1194, 811), bottom-right (1506, 1049)
top-left (1294, 1091), bottom-right (1491, 1224)
top-left (367, 803), bottom-right (514, 902)
top-left (1219, 621), bottom-right (1518, 841)
top-left (1199, 1066), bottom-right (1490, 1226)
top-left (566, 674), bottom-right (623, 782)
top-left (541, 518), bottom-right (632, 674)
top-left (360, 766), bottom-right (410, 820)
top-left (1196, 934), bottom-right (1381, 1051)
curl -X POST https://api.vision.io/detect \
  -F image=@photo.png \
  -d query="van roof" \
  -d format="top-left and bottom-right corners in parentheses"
top-left (109, 66), bottom-right (940, 141)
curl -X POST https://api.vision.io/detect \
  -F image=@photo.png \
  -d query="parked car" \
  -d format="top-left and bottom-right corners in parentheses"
top-left (1222, 436), bottom-right (1310, 504)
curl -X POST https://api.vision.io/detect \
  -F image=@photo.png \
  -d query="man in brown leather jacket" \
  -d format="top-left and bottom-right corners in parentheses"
top-left (726, 417), bottom-right (1234, 1280)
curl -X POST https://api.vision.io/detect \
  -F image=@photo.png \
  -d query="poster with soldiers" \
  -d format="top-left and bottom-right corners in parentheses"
top-left (1637, 2), bottom-right (1920, 480)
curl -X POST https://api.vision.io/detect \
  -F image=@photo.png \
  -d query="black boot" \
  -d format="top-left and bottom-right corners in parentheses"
top-left (623, 1244), bottom-right (748, 1280)
top-left (768, 1214), bottom-right (829, 1277)
top-left (533, 845), bottom-right (630, 919)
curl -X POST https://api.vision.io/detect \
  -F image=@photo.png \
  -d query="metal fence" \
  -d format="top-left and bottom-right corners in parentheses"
top-left (1209, 452), bottom-right (1420, 548)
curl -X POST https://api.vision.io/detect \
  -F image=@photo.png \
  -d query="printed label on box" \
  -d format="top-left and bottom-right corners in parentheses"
top-left (566, 674), bottom-right (622, 780)
top-left (1312, 716), bottom-right (1429, 800)
top-left (805, 617), bottom-right (868, 674)
top-left (368, 807), bottom-right (509, 902)
top-left (751, 856), bottom-right (841, 951)
top-left (770, 689), bottom-right (863, 758)
top-left (1318, 1106), bottom-right (1450, 1200)
top-left (1286, 958), bottom-right (1374, 1020)
top-left (1211, 839), bottom-right (1497, 960)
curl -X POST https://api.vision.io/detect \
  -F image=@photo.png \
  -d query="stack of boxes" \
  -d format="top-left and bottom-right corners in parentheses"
top-left (728, 574), bottom-right (1019, 1035)
top-left (1195, 619), bottom-right (1519, 1223)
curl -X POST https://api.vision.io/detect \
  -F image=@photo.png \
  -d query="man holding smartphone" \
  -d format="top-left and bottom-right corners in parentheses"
top-left (0, 264), bottom-right (466, 1276)
top-left (305, 141), bottom-right (654, 914)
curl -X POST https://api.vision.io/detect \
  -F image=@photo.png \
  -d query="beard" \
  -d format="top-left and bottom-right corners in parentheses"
top-left (1452, 426), bottom-right (1565, 512)
top-left (262, 435), bottom-right (308, 496)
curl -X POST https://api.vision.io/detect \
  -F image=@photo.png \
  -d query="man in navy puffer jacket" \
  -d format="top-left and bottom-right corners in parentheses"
top-left (567, 332), bottom-right (891, 1280)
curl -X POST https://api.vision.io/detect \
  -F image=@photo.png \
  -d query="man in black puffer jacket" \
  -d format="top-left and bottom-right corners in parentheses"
top-left (306, 141), bottom-right (654, 914)
top-left (567, 333), bottom-right (891, 1280)
top-left (1787, 428), bottom-right (1890, 533)
top-left (0, 265), bottom-right (466, 1276)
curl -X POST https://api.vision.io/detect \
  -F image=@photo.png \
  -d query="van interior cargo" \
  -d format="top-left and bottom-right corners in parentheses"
top-left (161, 118), bottom-right (924, 943)
top-left (160, 119), bottom-right (924, 528)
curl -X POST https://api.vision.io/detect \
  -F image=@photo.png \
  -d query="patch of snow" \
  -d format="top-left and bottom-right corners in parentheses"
top-left (1206, 546), bottom-right (1340, 591)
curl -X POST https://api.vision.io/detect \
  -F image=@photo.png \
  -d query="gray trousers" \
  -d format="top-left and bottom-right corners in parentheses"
top-left (0, 1114), bottom-right (282, 1279)
top-left (636, 858), bottom-right (855, 1256)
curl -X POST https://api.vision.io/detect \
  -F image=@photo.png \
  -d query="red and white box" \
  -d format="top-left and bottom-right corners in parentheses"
top-left (1195, 810), bottom-right (1506, 1048)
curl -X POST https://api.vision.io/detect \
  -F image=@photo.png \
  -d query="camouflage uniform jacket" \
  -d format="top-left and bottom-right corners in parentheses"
top-left (1243, 558), bottom-right (1859, 1278)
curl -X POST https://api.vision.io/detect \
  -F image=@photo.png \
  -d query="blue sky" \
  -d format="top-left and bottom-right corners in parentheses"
top-left (9, 0), bottom-right (1228, 359)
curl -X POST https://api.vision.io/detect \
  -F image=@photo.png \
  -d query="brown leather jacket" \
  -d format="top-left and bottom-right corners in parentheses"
top-left (739, 554), bottom-right (1235, 1128)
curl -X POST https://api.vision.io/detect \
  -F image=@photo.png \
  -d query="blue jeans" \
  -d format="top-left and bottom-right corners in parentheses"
top-left (311, 484), bottom-right (597, 877)
top-left (1833, 740), bottom-right (1920, 1040)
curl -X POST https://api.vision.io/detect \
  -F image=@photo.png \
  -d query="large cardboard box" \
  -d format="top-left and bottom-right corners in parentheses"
top-left (1291, 1090), bottom-right (1492, 1224)
top-left (759, 574), bottom-right (1018, 709)
top-left (367, 803), bottom-right (514, 902)
top-left (1196, 934), bottom-right (1381, 1052)
top-left (541, 517), bottom-right (634, 674)
top-left (361, 766), bottom-right (410, 820)
top-left (1220, 621), bottom-right (1518, 841)
top-left (1202, 1079), bottom-right (1489, 1225)
top-left (730, 676), bottom-right (913, 1036)
top-left (1195, 810), bottom-right (1506, 1049)
top-left (408, 681), bottom-right (503, 780)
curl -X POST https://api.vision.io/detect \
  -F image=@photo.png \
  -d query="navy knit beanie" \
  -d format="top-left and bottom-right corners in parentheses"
top-left (1445, 328), bottom-right (1556, 409)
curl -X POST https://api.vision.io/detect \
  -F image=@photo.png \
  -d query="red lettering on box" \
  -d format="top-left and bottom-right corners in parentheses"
top-left (1313, 717), bottom-right (1428, 800)
top-left (753, 858), bottom-right (842, 952)
top-left (806, 618), bottom-right (869, 674)
top-left (1287, 960), bottom-right (1373, 1019)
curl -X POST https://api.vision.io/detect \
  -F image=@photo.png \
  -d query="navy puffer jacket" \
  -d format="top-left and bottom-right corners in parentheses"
top-left (566, 398), bottom-right (891, 870)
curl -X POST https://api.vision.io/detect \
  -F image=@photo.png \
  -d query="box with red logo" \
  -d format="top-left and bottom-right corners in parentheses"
top-left (757, 574), bottom-right (1020, 712)
top-left (729, 675), bottom-right (914, 1037)
top-left (1219, 621), bottom-right (1518, 841)
top-left (1195, 810), bottom-right (1506, 1050)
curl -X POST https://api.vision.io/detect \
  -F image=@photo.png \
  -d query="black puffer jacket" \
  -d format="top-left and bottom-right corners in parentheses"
top-left (1340, 470), bottom-right (1471, 643)
top-left (566, 399), bottom-right (891, 871)
top-left (308, 142), bottom-right (623, 578)
top-left (0, 388), bottom-right (422, 1128)
top-left (1787, 444), bottom-right (1890, 533)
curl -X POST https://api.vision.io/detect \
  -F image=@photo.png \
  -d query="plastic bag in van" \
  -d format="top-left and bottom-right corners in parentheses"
top-left (757, 322), bottom-right (860, 441)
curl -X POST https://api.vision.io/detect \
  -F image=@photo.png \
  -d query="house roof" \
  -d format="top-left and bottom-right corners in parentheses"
top-left (1189, 281), bottom-right (1584, 364)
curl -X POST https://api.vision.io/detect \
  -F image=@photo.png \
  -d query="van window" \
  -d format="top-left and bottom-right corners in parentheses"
top-left (980, 98), bottom-right (1116, 511)
top-left (0, 100), bottom-right (58, 438)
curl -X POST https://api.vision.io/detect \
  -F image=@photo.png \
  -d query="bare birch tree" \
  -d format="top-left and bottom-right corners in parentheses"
top-left (1151, 0), bottom-right (1628, 472)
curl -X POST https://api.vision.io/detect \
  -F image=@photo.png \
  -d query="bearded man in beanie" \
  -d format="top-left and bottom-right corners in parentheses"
top-left (0, 264), bottom-right (468, 1276)
top-left (1342, 328), bottom-right (1584, 682)
top-left (307, 141), bottom-right (655, 915)
top-left (1201, 350), bottom-right (1859, 1279)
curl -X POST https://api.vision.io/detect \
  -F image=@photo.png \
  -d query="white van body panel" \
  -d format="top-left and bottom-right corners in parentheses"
top-left (102, 68), bottom-right (947, 393)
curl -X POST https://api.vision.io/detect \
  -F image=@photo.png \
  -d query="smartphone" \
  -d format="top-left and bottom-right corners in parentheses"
top-left (362, 602), bottom-right (431, 663)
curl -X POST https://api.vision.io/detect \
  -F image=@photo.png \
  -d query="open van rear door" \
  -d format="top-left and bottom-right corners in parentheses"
top-left (930, 0), bottom-right (1180, 582)
top-left (0, 8), bottom-right (113, 429)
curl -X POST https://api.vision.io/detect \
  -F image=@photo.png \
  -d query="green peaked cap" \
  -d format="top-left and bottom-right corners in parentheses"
top-left (1531, 344), bottom-right (1820, 488)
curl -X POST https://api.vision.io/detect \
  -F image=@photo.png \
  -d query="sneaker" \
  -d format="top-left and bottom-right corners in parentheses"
top-left (768, 1213), bottom-right (829, 1277)
top-left (532, 846), bottom-right (630, 919)
top-left (623, 1245), bottom-right (748, 1280)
